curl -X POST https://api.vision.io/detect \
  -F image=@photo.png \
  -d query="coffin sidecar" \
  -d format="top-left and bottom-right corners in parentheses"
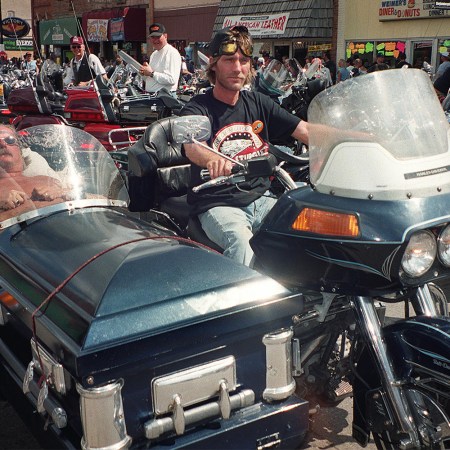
top-left (0, 125), bottom-right (308, 449)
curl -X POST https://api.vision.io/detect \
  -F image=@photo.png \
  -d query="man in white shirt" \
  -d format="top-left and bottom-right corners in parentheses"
top-left (63, 36), bottom-right (107, 87)
top-left (139, 23), bottom-right (182, 94)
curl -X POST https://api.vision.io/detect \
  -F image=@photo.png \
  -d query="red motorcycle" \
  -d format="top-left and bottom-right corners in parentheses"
top-left (7, 70), bottom-right (183, 150)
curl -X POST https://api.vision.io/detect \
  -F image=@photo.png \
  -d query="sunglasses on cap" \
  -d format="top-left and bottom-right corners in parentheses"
top-left (219, 38), bottom-right (253, 58)
top-left (0, 135), bottom-right (17, 145)
top-left (217, 26), bottom-right (252, 58)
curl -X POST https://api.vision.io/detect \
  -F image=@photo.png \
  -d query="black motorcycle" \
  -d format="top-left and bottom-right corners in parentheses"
top-left (127, 68), bottom-right (450, 449)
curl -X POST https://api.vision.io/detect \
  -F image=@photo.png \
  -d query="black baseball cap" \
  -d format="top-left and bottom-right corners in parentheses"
top-left (149, 23), bottom-right (166, 37)
top-left (208, 26), bottom-right (250, 57)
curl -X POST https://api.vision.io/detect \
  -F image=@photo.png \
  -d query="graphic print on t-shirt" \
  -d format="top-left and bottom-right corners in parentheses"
top-left (212, 122), bottom-right (269, 162)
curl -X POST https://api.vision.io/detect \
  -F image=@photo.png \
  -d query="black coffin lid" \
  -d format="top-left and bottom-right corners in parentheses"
top-left (0, 208), bottom-right (291, 351)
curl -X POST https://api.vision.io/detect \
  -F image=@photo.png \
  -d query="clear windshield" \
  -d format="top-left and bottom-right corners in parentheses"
top-left (307, 69), bottom-right (450, 200)
top-left (0, 124), bottom-right (128, 229)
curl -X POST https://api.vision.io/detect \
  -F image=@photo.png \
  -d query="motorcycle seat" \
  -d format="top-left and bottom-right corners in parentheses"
top-left (128, 117), bottom-right (191, 212)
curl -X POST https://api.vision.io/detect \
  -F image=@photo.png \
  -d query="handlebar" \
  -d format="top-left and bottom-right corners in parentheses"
top-left (193, 153), bottom-right (299, 193)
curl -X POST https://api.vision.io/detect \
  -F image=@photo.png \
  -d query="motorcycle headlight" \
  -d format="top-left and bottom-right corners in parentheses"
top-left (401, 230), bottom-right (436, 277)
top-left (438, 225), bottom-right (450, 267)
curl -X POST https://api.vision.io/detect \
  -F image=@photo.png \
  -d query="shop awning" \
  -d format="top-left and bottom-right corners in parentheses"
top-left (39, 18), bottom-right (79, 45)
top-left (82, 7), bottom-right (146, 42)
top-left (213, 0), bottom-right (333, 40)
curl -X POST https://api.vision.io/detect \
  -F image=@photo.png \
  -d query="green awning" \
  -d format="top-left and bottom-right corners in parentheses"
top-left (39, 18), bottom-right (79, 45)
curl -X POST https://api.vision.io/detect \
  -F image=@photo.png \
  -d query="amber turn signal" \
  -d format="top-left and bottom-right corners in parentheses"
top-left (0, 291), bottom-right (19, 308)
top-left (292, 208), bottom-right (360, 237)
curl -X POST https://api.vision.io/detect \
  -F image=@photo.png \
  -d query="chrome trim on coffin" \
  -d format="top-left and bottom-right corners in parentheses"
top-left (152, 356), bottom-right (237, 416)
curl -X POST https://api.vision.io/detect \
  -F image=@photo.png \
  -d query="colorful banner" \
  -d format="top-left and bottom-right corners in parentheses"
top-left (222, 13), bottom-right (290, 36)
top-left (87, 19), bottom-right (108, 42)
top-left (110, 17), bottom-right (124, 42)
top-left (379, 0), bottom-right (450, 20)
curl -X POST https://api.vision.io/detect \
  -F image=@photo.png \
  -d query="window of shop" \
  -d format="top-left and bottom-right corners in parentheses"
top-left (274, 44), bottom-right (290, 61)
top-left (412, 41), bottom-right (433, 70)
top-left (346, 41), bottom-right (375, 66)
top-left (293, 42), bottom-right (309, 66)
top-left (375, 41), bottom-right (406, 67)
top-left (346, 41), bottom-right (407, 68)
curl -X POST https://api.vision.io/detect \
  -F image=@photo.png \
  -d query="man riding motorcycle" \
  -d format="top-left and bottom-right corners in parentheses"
top-left (180, 25), bottom-right (311, 266)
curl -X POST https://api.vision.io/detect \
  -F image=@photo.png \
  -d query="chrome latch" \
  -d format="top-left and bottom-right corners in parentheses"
top-left (257, 432), bottom-right (281, 449)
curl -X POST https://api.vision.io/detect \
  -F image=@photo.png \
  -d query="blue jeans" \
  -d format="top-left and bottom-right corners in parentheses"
top-left (198, 193), bottom-right (277, 266)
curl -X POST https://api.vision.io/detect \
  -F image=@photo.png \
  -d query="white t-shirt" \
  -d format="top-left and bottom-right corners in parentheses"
top-left (143, 44), bottom-right (182, 93)
top-left (22, 147), bottom-right (59, 180)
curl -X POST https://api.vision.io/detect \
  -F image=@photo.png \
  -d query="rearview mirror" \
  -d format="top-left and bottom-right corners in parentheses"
top-left (172, 116), bottom-right (211, 144)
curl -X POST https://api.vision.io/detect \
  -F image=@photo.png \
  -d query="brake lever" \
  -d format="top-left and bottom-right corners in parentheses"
top-left (200, 164), bottom-right (241, 181)
top-left (192, 173), bottom-right (247, 193)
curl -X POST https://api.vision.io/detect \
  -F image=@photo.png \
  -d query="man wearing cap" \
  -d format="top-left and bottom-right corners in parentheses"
top-left (435, 50), bottom-right (450, 81)
top-left (22, 52), bottom-right (38, 73)
top-left (64, 36), bottom-right (107, 87)
top-left (180, 25), bottom-right (310, 266)
top-left (139, 23), bottom-right (182, 94)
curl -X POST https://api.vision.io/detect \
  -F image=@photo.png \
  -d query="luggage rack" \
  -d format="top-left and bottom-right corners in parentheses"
top-left (108, 126), bottom-right (147, 151)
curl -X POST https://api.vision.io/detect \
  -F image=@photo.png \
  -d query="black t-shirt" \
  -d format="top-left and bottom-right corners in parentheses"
top-left (180, 89), bottom-right (301, 215)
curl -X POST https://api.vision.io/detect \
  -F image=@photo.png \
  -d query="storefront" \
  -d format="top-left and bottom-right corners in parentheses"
top-left (212, 0), bottom-right (334, 66)
top-left (39, 17), bottom-right (79, 64)
top-left (344, 0), bottom-right (450, 73)
top-left (81, 7), bottom-right (147, 62)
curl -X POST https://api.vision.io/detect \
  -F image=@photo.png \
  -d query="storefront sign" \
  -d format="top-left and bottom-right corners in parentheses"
top-left (87, 19), bottom-right (108, 42)
top-left (379, 0), bottom-right (450, 20)
top-left (435, 0), bottom-right (450, 8)
top-left (223, 13), bottom-right (290, 36)
top-left (40, 18), bottom-right (78, 45)
top-left (1, 17), bottom-right (30, 38)
top-left (3, 38), bottom-right (33, 51)
top-left (308, 44), bottom-right (332, 52)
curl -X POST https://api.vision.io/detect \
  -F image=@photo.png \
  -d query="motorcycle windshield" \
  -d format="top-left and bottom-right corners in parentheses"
top-left (259, 59), bottom-right (291, 96)
top-left (0, 124), bottom-right (129, 229)
top-left (307, 69), bottom-right (450, 200)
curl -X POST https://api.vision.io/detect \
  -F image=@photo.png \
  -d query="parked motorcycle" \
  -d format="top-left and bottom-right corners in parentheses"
top-left (126, 68), bottom-right (450, 449)
top-left (0, 123), bottom-right (309, 449)
top-left (7, 59), bottom-right (184, 150)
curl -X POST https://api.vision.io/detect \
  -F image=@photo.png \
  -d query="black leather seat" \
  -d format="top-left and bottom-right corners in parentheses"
top-left (127, 117), bottom-right (223, 251)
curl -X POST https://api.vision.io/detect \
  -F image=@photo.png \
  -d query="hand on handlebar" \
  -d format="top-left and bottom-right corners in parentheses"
top-left (206, 158), bottom-right (233, 179)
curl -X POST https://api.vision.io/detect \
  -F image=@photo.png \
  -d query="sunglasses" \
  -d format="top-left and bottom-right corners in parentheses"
top-left (219, 38), bottom-right (253, 58)
top-left (0, 135), bottom-right (17, 145)
top-left (217, 26), bottom-right (252, 58)
top-left (71, 45), bottom-right (82, 49)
